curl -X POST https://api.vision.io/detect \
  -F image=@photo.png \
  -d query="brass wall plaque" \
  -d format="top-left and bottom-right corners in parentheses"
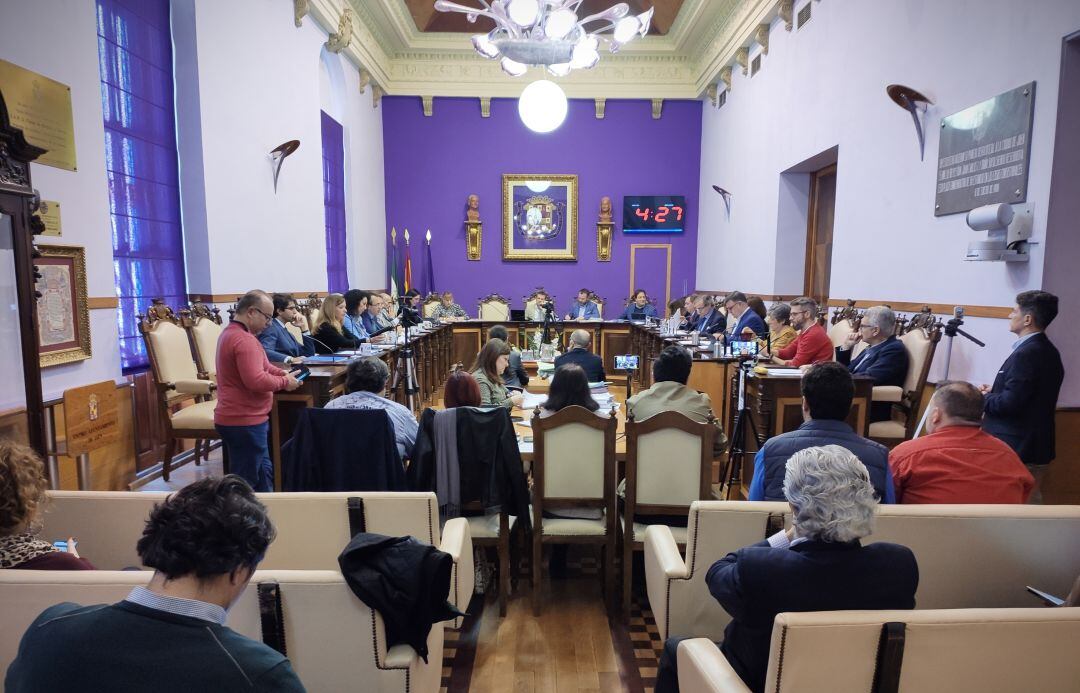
top-left (36, 199), bottom-right (62, 236)
top-left (63, 381), bottom-right (120, 456)
top-left (0, 60), bottom-right (77, 171)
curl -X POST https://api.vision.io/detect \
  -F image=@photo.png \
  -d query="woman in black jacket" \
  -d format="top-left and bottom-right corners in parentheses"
top-left (311, 293), bottom-right (363, 354)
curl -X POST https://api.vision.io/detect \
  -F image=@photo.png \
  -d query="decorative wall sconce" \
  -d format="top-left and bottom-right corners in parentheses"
top-left (270, 140), bottom-right (300, 193)
top-left (886, 84), bottom-right (933, 161)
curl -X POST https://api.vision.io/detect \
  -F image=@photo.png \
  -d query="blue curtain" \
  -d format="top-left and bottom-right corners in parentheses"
top-left (97, 0), bottom-right (186, 371)
top-left (321, 111), bottom-right (349, 293)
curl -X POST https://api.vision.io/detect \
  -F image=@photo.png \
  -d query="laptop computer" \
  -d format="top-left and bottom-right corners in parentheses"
top-left (510, 309), bottom-right (526, 321)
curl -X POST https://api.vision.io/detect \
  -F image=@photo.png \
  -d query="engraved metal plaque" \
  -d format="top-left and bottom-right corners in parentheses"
top-left (934, 82), bottom-right (1035, 216)
top-left (0, 60), bottom-right (77, 172)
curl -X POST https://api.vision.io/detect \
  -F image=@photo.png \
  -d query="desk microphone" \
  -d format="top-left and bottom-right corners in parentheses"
top-left (305, 334), bottom-right (354, 357)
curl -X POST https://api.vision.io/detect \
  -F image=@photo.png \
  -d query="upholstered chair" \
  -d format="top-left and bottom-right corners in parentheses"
top-left (138, 299), bottom-right (218, 481)
top-left (530, 404), bottom-right (618, 615)
top-left (422, 293), bottom-right (440, 319)
top-left (477, 293), bottom-right (511, 321)
top-left (590, 292), bottom-right (605, 318)
top-left (622, 411), bottom-right (715, 617)
top-left (869, 318), bottom-right (942, 444)
top-left (523, 287), bottom-right (555, 320)
top-left (827, 299), bottom-right (862, 348)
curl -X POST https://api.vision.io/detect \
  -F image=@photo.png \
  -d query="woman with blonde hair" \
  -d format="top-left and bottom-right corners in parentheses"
top-left (0, 441), bottom-right (93, 570)
top-left (311, 293), bottom-right (363, 354)
top-left (470, 338), bottom-right (524, 409)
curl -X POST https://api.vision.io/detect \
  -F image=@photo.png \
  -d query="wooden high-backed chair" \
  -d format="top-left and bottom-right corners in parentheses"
top-left (422, 292), bottom-right (441, 319)
top-left (590, 292), bottom-right (605, 318)
top-left (138, 299), bottom-right (218, 481)
top-left (523, 287), bottom-right (555, 321)
top-left (477, 293), bottom-right (510, 321)
top-left (621, 411), bottom-right (715, 617)
top-left (827, 299), bottom-right (862, 348)
top-left (182, 303), bottom-right (224, 467)
top-left (869, 314), bottom-right (943, 445)
top-left (531, 405), bottom-right (618, 615)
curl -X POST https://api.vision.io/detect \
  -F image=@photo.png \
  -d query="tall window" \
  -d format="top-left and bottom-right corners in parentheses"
top-left (320, 111), bottom-right (349, 293)
top-left (97, 0), bottom-right (187, 370)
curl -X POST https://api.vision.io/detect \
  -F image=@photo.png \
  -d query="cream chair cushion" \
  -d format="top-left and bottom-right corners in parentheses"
top-left (541, 514), bottom-right (607, 536)
top-left (0, 569), bottom-right (445, 693)
top-left (636, 428), bottom-right (702, 506)
top-left (900, 327), bottom-right (933, 393)
top-left (826, 319), bottom-right (855, 348)
top-left (478, 300), bottom-right (510, 321)
top-left (868, 419), bottom-right (906, 439)
top-left (624, 518), bottom-right (688, 544)
top-left (423, 300), bottom-right (439, 319)
top-left (190, 318), bottom-right (223, 378)
top-left (541, 423), bottom-right (605, 499)
top-left (465, 513), bottom-right (517, 539)
top-left (169, 399), bottom-right (216, 431)
top-left (285, 322), bottom-right (304, 344)
top-left (146, 321), bottom-right (199, 391)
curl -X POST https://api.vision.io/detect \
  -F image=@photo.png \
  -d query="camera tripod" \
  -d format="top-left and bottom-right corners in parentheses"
top-left (719, 358), bottom-right (760, 499)
top-left (390, 296), bottom-right (420, 412)
top-left (913, 309), bottom-right (984, 437)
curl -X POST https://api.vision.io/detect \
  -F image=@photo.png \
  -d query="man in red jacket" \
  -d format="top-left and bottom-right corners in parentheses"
top-left (215, 290), bottom-right (300, 491)
top-left (891, 381), bottom-right (1033, 504)
top-left (770, 296), bottom-right (833, 367)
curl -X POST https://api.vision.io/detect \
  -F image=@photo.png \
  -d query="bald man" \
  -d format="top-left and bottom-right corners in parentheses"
top-left (553, 329), bottom-right (606, 383)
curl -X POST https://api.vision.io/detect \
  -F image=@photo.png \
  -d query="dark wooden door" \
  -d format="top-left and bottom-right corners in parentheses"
top-left (804, 164), bottom-right (837, 306)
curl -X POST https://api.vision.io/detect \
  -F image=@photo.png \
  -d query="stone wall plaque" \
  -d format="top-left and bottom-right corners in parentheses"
top-left (935, 82), bottom-right (1035, 216)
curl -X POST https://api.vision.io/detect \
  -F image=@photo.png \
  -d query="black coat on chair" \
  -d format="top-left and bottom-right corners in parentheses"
top-left (282, 408), bottom-right (405, 491)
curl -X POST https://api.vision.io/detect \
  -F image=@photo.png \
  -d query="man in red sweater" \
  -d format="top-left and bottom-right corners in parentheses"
top-left (215, 290), bottom-right (300, 491)
top-left (890, 381), bottom-right (1033, 504)
top-left (770, 296), bottom-right (833, 367)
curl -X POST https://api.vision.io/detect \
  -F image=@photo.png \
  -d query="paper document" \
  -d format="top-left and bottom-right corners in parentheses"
top-left (764, 368), bottom-right (803, 377)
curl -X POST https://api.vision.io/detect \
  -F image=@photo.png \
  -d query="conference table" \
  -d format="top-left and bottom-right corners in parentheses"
top-left (268, 319), bottom-right (872, 497)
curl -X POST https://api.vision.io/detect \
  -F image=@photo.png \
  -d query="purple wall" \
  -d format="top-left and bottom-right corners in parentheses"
top-left (382, 96), bottom-right (702, 315)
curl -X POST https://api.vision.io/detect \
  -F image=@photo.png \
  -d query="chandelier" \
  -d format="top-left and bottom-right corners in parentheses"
top-left (433, 1), bottom-right (654, 78)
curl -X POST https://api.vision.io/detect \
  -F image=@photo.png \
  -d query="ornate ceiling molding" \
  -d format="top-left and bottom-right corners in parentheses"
top-left (300, 0), bottom-right (780, 101)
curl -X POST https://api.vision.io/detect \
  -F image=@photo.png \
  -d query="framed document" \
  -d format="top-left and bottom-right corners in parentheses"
top-left (502, 174), bottom-right (578, 261)
top-left (36, 244), bottom-right (91, 367)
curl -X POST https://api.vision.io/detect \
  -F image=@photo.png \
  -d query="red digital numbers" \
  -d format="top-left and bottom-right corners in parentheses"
top-left (654, 207), bottom-right (669, 223)
top-left (633, 204), bottom-right (683, 225)
top-left (635, 207), bottom-right (651, 221)
top-left (671, 205), bottom-right (683, 221)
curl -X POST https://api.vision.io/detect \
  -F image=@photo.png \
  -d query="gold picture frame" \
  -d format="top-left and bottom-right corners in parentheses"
top-left (35, 244), bottom-right (91, 367)
top-left (502, 174), bottom-right (578, 261)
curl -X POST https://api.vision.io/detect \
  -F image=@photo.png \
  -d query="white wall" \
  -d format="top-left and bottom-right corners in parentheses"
top-left (0, 0), bottom-right (123, 399)
top-left (173, 0), bottom-right (386, 296)
top-left (697, 0), bottom-right (1080, 392)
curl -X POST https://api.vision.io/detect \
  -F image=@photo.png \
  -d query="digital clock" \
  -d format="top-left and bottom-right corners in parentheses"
top-left (622, 195), bottom-right (686, 233)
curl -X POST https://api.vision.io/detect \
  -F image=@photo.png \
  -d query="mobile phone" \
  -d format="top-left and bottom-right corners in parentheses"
top-left (730, 340), bottom-right (760, 357)
top-left (53, 539), bottom-right (76, 551)
top-left (290, 365), bottom-right (310, 382)
top-left (615, 355), bottom-right (639, 370)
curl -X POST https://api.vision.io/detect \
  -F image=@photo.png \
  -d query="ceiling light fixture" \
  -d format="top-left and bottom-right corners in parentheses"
top-left (433, 1), bottom-right (654, 78)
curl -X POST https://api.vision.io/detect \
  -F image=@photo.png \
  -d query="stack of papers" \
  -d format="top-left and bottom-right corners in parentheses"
top-left (764, 367), bottom-right (803, 377)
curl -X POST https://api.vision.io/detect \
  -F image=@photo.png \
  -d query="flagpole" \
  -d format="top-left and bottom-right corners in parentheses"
top-left (425, 229), bottom-right (434, 296)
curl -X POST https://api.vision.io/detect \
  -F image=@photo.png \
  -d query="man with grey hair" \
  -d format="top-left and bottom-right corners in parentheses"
top-left (692, 294), bottom-right (725, 335)
top-left (215, 290), bottom-right (301, 491)
top-left (836, 305), bottom-right (909, 422)
top-left (553, 328), bottom-right (606, 382)
top-left (325, 356), bottom-right (418, 459)
top-left (655, 445), bottom-right (918, 693)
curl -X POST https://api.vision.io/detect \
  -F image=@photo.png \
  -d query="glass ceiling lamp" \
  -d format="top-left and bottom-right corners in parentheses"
top-left (432, 1), bottom-right (653, 133)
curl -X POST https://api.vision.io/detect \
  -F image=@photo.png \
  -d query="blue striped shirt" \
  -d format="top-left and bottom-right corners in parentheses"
top-left (324, 390), bottom-right (418, 458)
top-left (125, 586), bottom-right (227, 625)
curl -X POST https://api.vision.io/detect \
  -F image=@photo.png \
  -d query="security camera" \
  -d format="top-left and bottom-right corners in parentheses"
top-left (964, 203), bottom-right (1032, 263)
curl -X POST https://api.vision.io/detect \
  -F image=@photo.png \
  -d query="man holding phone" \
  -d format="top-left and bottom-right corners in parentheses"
top-left (216, 290), bottom-right (301, 492)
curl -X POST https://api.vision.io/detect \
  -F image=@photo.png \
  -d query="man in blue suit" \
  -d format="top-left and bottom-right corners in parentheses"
top-left (835, 305), bottom-right (909, 422)
top-left (655, 445), bottom-right (918, 693)
top-left (693, 294), bottom-right (725, 335)
top-left (981, 290), bottom-right (1064, 502)
top-left (722, 291), bottom-right (767, 342)
top-left (564, 289), bottom-right (601, 321)
top-left (258, 293), bottom-right (315, 364)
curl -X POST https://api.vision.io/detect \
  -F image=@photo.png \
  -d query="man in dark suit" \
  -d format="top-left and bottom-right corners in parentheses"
top-left (721, 291), bottom-right (767, 342)
top-left (655, 445), bottom-right (918, 693)
top-left (258, 293), bottom-right (315, 364)
top-left (693, 294), bottom-right (725, 335)
top-left (835, 305), bottom-right (909, 422)
top-left (553, 329), bottom-right (605, 382)
top-left (981, 290), bottom-right (1064, 502)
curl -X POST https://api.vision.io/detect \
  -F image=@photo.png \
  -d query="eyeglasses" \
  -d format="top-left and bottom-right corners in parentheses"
top-left (254, 308), bottom-right (274, 322)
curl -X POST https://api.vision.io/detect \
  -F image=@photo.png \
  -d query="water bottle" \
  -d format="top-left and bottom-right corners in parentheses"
top-left (712, 339), bottom-right (722, 358)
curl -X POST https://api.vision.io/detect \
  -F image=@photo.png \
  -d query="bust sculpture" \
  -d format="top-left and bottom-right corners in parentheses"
top-left (599, 196), bottom-right (613, 223)
top-left (466, 194), bottom-right (480, 222)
